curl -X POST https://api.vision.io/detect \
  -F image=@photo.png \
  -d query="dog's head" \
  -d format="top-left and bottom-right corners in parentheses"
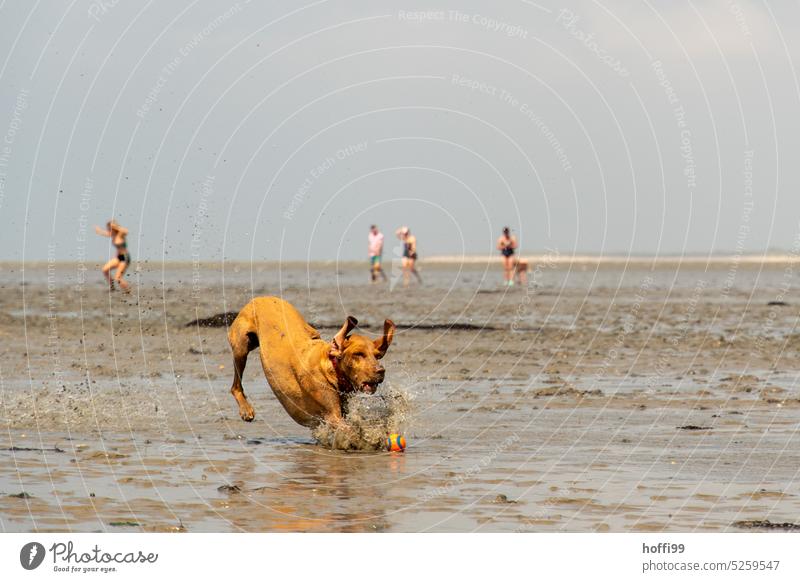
top-left (330, 317), bottom-right (395, 394)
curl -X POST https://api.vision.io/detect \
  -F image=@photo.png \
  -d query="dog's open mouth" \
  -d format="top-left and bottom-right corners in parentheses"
top-left (361, 381), bottom-right (380, 394)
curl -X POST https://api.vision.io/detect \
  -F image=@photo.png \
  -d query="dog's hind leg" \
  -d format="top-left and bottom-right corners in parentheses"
top-left (228, 316), bottom-right (259, 422)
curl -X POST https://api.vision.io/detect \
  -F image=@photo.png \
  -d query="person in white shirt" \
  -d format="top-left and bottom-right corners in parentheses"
top-left (368, 225), bottom-right (387, 283)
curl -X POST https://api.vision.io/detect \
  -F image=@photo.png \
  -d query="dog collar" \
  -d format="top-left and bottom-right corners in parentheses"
top-left (328, 352), bottom-right (352, 392)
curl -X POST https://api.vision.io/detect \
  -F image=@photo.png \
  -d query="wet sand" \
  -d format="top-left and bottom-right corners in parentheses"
top-left (1, 260), bottom-right (799, 532)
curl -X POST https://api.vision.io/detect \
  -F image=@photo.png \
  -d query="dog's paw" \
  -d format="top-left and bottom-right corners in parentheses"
top-left (239, 405), bottom-right (255, 422)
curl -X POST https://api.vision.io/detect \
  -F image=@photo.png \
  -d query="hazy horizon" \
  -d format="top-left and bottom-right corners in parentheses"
top-left (3, 1), bottom-right (800, 262)
top-left (6, 248), bottom-right (800, 266)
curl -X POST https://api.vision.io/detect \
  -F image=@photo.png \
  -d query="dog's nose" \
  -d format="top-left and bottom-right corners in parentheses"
top-left (375, 367), bottom-right (385, 381)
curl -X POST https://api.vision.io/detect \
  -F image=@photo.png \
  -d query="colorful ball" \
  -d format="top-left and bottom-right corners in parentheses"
top-left (386, 433), bottom-right (406, 452)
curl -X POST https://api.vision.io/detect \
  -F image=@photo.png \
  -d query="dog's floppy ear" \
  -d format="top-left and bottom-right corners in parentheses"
top-left (374, 319), bottom-right (395, 359)
top-left (331, 316), bottom-right (358, 357)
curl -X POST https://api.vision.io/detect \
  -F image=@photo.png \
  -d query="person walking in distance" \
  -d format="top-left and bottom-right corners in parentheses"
top-left (396, 226), bottom-right (422, 287)
top-left (95, 219), bottom-right (131, 292)
top-left (368, 224), bottom-right (387, 283)
top-left (497, 226), bottom-right (518, 287)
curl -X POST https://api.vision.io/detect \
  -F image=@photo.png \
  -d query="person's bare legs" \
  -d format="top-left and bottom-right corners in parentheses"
top-left (402, 257), bottom-right (410, 287)
top-left (102, 258), bottom-right (119, 290)
top-left (409, 258), bottom-right (422, 284)
top-left (371, 258), bottom-right (387, 283)
top-left (503, 256), bottom-right (514, 285)
top-left (114, 261), bottom-right (130, 292)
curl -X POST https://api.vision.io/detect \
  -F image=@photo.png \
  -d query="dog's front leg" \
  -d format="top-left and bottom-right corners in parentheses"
top-left (231, 359), bottom-right (255, 422)
top-left (228, 319), bottom-right (257, 422)
top-left (323, 410), bottom-right (359, 449)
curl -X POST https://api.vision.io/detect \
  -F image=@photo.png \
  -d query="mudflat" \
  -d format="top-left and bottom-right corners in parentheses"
top-left (1, 261), bottom-right (799, 532)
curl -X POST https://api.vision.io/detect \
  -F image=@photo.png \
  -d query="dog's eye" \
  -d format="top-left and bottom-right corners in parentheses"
top-left (352, 352), bottom-right (366, 358)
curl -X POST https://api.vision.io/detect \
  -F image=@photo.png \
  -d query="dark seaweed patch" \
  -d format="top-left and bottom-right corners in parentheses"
top-left (186, 313), bottom-right (536, 332)
top-left (1, 446), bottom-right (65, 453)
top-left (733, 519), bottom-right (800, 530)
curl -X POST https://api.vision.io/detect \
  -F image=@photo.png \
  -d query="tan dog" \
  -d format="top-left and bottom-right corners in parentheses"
top-left (227, 296), bottom-right (395, 432)
top-left (514, 258), bottom-right (530, 286)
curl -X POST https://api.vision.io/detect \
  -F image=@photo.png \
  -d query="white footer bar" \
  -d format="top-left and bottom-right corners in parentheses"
top-left (1, 533), bottom-right (797, 581)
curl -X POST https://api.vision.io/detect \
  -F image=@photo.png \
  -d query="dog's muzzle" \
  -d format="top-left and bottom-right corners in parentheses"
top-left (361, 368), bottom-right (385, 394)
top-left (361, 381), bottom-right (379, 394)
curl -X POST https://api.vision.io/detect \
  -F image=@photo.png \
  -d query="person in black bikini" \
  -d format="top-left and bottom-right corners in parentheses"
top-left (95, 219), bottom-right (131, 292)
top-left (497, 226), bottom-right (518, 287)
top-left (396, 226), bottom-right (422, 287)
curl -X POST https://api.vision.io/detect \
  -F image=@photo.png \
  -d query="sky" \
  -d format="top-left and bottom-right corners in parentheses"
top-left (1, 0), bottom-right (800, 262)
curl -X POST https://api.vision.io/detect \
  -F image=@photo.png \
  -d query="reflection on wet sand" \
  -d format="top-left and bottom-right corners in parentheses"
top-left (213, 445), bottom-right (395, 532)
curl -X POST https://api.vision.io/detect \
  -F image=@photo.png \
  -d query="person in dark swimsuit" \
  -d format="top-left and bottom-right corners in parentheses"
top-left (396, 226), bottom-right (422, 287)
top-left (497, 227), bottom-right (518, 286)
top-left (95, 219), bottom-right (131, 292)
top-left (116, 242), bottom-right (131, 264)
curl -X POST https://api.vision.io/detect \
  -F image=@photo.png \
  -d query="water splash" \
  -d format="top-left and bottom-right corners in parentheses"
top-left (312, 383), bottom-right (411, 451)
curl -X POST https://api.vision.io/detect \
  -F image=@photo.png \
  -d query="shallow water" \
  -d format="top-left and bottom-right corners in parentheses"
top-left (2, 373), bottom-right (799, 532)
